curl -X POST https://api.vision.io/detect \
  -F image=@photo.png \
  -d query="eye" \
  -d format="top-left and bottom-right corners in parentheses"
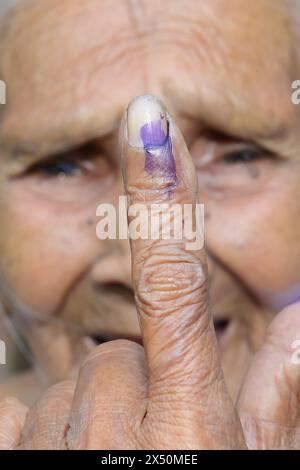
top-left (33, 158), bottom-right (83, 178)
top-left (221, 147), bottom-right (268, 165)
top-left (25, 142), bottom-right (112, 181)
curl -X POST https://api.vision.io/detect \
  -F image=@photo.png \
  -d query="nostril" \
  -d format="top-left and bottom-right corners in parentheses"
top-left (94, 282), bottom-right (135, 302)
top-left (91, 334), bottom-right (108, 345)
top-left (213, 318), bottom-right (230, 338)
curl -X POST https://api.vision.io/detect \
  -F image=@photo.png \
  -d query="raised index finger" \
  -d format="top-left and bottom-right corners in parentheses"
top-left (120, 95), bottom-right (236, 430)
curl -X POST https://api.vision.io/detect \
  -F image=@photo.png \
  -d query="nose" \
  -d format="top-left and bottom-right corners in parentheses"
top-left (90, 239), bottom-right (132, 288)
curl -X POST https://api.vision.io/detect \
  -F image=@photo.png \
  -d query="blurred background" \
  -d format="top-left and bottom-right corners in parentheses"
top-left (0, 0), bottom-right (19, 16)
top-left (0, 0), bottom-right (26, 382)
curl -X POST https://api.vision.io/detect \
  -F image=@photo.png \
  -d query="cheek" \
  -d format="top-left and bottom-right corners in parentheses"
top-left (203, 181), bottom-right (300, 305)
top-left (0, 183), bottom-right (106, 315)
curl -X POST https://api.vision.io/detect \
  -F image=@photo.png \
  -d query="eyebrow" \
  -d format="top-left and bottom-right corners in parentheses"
top-left (196, 107), bottom-right (296, 144)
top-left (1, 119), bottom-right (120, 162)
top-left (0, 118), bottom-right (121, 180)
top-left (1, 78), bottom-right (297, 164)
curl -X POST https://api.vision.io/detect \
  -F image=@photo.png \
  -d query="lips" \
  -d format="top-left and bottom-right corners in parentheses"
top-left (89, 317), bottom-right (231, 349)
top-left (90, 332), bottom-right (143, 346)
top-left (87, 282), bottom-right (233, 346)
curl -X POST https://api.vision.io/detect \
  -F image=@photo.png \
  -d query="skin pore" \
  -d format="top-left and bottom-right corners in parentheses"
top-left (0, 0), bottom-right (300, 412)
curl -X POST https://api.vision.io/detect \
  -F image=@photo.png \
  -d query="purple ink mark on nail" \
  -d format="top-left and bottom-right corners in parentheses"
top-left (140, 118), bottom-right (167, 147)
top-left (140, 118), bottom-right (177, 189)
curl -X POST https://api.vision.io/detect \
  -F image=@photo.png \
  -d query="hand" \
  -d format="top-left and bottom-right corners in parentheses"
top-left (0, 95), bottom-right (299, 450)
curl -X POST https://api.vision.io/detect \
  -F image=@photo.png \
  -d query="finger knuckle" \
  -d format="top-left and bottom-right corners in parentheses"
top-left (81, 339), bottom-right (144, 371)
top-left (0, 396), bottom-right (26, 414)
top-left (134, 245), bottom-right (208, 317)
top-left (42, 380), bottom-right (75, 402)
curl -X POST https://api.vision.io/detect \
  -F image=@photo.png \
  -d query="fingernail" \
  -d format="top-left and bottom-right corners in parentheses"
top-left (126, 94), bottom-right (177, 185)
top-left (127, 94), bottom-right (168, 148)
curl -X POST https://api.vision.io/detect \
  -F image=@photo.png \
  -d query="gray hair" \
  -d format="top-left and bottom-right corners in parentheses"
top-left (0, 0), bottom-right (20, 17)
top-left (287, 0), bottom-right (300, 37)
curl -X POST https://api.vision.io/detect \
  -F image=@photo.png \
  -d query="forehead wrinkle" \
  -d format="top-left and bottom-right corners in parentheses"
top-left (1, 109), bottom-right (120, 159)
top-left (1, 0), bottom-right (298, 156)
top-left (127, 0), bottom-right (147, 33)
top-left (0, 0), bottom-right (143, 155)
top-left (162, 1), bottom-right (296, 138)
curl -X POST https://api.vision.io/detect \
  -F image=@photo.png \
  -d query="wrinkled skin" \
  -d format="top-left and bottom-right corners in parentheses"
top-left (0, 0), bottom-right (300, 449)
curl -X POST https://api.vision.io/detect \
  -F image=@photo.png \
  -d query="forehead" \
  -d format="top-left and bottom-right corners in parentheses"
top-left (0, 0), bottom-right (296, 152)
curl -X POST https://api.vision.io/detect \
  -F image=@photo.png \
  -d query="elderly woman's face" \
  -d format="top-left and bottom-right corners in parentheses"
top-left (0, 0), bottom-right (299, 397)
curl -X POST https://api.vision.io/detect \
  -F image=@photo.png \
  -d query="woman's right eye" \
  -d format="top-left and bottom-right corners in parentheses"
top-left (32, 158), bottom-right (83, 178)
top-left (18, 145), bottom-right (115, 204)
top-left (24, 142), bottom-right (113, 182)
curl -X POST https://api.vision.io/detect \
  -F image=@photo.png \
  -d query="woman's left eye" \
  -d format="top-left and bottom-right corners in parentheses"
top-left (221, 147), bottom-right (267, 165)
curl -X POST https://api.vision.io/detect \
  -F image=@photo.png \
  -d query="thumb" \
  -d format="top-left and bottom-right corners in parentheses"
top-left (238, 302), bottom-right (300, 449)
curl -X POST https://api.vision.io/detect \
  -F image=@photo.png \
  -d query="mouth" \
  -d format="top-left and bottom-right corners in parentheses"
top-left (85, 281), bottom-right (233, 349)
top-left (89, 318), bottom-right (232, 348)
top-left (89, 332), bottom-right (143, 346)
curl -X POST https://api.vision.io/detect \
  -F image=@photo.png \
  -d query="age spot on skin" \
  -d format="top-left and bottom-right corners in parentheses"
top-left (86, 218), bottom-right (94, 226)
top-left (248, 165), bottom-right (260, 179)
